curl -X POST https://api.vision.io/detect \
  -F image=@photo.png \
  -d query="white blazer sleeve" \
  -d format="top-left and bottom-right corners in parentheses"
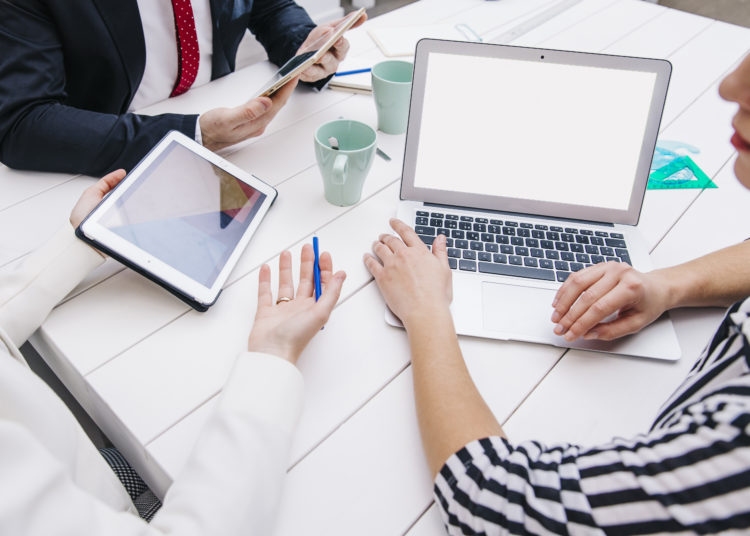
top-left (151, 351), bottom-right (304, 535)
top-left (0, 351), bottom-right (304, 536)
top-left (0, 223), bottom-right (104, 346)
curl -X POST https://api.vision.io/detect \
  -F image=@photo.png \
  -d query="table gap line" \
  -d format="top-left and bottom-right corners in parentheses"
top-left (529, 0), bottom-right (626, 47)
top-left (56, 265), bottom-right (127, 307)
top-left (143, 277), bottom-right (384, 450)
top-left (0, 174), bottom-right (82, 214)
top-left (499, 349), bottom-right (568, 428)
top-left (661, 19), bottom-right (714, 60)
top-left (83, 307), bottom-right (192, 377)
top-left (401, 500), bottom-right (437, 536)
top-left (80, 177), bottom-right (400, 379)
top-left (597, 5), bottom-right (669, 53)
top-left (288, 360), bottom-right (413, 472)
top-left (145, 387), bottom-right (222, 446)
top-left (219, 92), bottom-right (355, 161)
top-left (220, 176), bottom-right (401, 294)
top-left (658, 36), bottom-right (746, 134)
top-left (460, 0), bottom-right (560, 41)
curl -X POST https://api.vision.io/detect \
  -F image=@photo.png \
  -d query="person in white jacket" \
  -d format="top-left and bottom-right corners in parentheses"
top-left (0, 169), bottom-right (346, 535)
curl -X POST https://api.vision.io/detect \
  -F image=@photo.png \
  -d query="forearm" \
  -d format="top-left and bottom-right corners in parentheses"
top-left (248, 0), bottom-right (315, 66)
top-left (153, 352), bottom-right (303, 535)
top-left (405, 310), bottom-right (503, 478)
top-left (656, 240), bottom-right (750, 309)
top-left (0, 103), bottom-right (197, 176)
top-left (0, 223), bottom-right (104, 346)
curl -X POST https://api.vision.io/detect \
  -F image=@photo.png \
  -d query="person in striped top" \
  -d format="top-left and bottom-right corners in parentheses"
top-left (363, 52), bottom-right (750, 534)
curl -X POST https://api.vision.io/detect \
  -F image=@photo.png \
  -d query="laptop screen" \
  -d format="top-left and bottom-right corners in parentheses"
top-left (401, 41), bottom-right (671, 225)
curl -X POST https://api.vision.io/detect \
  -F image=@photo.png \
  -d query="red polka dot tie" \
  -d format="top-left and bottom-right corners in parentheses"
top-left (169, 0), bottom-right (200, 97)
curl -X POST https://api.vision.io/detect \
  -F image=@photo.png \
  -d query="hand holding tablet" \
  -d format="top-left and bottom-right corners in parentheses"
top-left (76, 131), bottom-right (278, 311)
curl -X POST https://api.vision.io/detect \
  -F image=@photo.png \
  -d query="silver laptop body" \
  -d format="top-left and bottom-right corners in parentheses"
top-left (391, 39), bottom-right (680, 361)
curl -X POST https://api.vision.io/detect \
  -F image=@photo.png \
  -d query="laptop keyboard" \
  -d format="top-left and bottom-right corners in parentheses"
top-left (413, 210), bottom-right (631, 283)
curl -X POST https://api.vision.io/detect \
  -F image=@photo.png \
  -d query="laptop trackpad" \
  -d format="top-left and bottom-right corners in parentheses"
top-left (482, 281), bottom-right (556, 339)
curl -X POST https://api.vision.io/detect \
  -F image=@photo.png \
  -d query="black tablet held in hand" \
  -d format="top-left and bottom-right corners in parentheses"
top-left (76, 131), bottom-right (278, 311)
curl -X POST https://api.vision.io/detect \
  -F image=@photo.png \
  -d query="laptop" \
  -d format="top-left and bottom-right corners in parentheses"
top-left (390, 39), bottom-right (681, 361)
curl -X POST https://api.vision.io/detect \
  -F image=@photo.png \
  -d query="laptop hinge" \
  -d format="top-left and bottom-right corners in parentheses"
top-left (423, 202), bottom-right (615, 227)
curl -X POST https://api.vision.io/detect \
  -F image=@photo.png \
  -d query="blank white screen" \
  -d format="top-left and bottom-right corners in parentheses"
top-left (412, 53), bottom-right (657, 211)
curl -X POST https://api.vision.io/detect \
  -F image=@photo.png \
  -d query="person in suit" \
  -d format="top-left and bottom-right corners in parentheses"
top-left (0, 169), bottom-right (347, 533)
top-left (0, 0), bottom-right (364, 176)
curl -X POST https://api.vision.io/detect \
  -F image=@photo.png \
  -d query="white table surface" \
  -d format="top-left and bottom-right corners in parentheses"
top-left (1, 0), bottom-right (748, 533)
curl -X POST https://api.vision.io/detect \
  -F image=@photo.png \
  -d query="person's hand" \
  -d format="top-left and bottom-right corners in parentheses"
top-left (199, 77), bottom-right (298, 152)
top-left (363, 218), bottom-right (452, 329)
top-left (296, 13), bottom-right (367, 83)
top-left (247, 245), bottom-right (346, 364)
top-left (69, 169), bottom-right (127, 228)
top-left (550, 261), bottom-right (672, 341)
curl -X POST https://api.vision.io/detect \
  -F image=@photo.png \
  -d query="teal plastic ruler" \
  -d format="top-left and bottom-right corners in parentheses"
top-left (647, 155), bottom-right (717, 190)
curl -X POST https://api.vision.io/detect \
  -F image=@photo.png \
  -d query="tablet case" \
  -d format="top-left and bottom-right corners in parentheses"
top-left (75, 132), bottom-right (278, 312)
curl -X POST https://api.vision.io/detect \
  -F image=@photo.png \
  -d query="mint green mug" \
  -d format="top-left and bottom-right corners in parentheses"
top-left (314, 120), bottom-right (377, 206)
top-left (371, 60), bottom-right (413, 135)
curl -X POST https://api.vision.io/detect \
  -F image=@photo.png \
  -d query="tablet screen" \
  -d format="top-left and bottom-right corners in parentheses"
top-left (98, 141), bottom-right (267, 287)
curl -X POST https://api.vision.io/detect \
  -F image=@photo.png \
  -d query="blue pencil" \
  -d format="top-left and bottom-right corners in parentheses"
top-left (313, 236), bottom-right (322, 301)
top-left (334, 68), bottom-right (371, 77)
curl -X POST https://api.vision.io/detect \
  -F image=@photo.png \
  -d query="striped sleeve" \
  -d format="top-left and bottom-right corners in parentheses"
top-left (435, 384), bottom-right (750, 535)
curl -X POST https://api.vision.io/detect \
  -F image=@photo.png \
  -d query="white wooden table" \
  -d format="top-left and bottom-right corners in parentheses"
top-left (1, 0), bottom-right (748, 533)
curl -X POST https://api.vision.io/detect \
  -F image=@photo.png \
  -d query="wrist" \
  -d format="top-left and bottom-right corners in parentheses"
top-left (403, 305), bottom-right (454, 336)
top-left (246, 340), bottom-right (299, 365)
top-left (650, 266), bottom-right (692, 310)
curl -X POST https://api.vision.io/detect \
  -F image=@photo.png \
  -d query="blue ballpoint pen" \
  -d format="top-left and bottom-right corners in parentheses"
top-left (334, 68), bottom-right (371, 77)
top-left (313, 236), bottom-right (322, 301)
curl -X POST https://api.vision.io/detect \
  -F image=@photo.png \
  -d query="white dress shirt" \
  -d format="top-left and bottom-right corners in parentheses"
top-left (130, 0), bottom-right (214, 112)
top-left (0, 224), bottom-right (305, 535)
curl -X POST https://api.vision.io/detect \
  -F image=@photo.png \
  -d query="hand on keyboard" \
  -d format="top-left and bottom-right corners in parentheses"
top-left (363, 218), bottom-right (453, 327)
top-left (550, 261), bottom-right (671, 342)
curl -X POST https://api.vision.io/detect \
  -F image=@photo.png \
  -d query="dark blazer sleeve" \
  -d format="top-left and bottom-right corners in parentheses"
top-left (0, 1), bottom-right (197, 177)
top-left (247, 0), bottom-right (316, 67)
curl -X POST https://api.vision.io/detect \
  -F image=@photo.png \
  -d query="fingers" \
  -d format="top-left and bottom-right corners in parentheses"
top-left (552, 262), bottom-right (643, 341)
top-left (351, 12), bottom-right (367, 28)
top-left (232, 98), bottom-right (272, 128)
top-left (319, 251), bottom-right (333, 285)
top-left (378, 233), bottom-right (407, 254)
top-left (431, 234), bottom-right (448, 264)
top-left (269, 76), bottom-right (298, 104)
top-left (555, 276), bottom-right (626, 341)
top-left (363, 252), bottom-right (384, 279)
top-left (277, 251), bottom-right (295, 301)
top-left (552, 263), bottom-right (609, 316)
top-left (389, 218), bottom-right (426, 248)
top-left (330, 37), bottom-right (350, 61)
top-left (257, 264), bottom-right (273, 308)
top-left (95, 169), bottom-right (126, 196)
top-left (297, 244), bottom-right (315, 298)
top-left (315, 270), bottom-right (346, 316)
top-left (587, 310), bottom-right (647, 341)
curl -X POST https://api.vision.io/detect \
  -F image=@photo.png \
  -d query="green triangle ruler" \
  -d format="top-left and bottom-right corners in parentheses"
top-left (647, 155), bottom-right (717, 190)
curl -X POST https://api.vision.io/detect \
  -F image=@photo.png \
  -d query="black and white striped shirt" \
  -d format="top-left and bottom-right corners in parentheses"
top-left (435, 298), bottom-right (750, 535)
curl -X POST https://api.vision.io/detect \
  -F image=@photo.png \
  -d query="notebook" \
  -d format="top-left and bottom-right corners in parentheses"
top-left (390, 39), bottom-right (681, 361)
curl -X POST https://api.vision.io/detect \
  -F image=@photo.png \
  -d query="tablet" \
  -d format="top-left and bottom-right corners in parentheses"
top-left (76, 131), bottom-right (278, 311)
top-left (253, 7), bottom-right (366, 98)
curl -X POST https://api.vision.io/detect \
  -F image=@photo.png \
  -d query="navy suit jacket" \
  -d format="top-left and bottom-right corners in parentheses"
top-left (0, 0), bottom-right (316, 176)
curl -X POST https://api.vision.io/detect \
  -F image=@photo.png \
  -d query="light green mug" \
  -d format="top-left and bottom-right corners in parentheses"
top-left (314, 119), bottom-right (377, 206)
top-left (371, 60), bottom-right (413, 135)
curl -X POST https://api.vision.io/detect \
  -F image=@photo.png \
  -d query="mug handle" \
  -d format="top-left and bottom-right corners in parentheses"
top-left (332, 154), bottom-right (348, 185)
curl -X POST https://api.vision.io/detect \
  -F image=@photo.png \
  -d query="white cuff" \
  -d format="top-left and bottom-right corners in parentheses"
top-left (195, 115), bottom-right (203, 145)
